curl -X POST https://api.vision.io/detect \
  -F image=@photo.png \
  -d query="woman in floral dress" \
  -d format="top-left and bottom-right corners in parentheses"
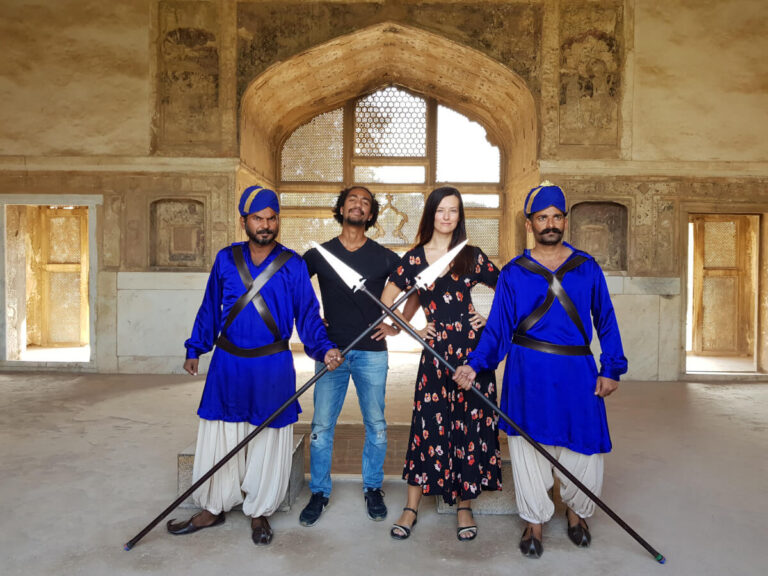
top-left (382, 186), bottom-right (502, 542)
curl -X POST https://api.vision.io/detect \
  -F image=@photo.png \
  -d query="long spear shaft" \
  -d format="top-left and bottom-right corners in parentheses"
top-left (357, 285), bottom-right (666, 565)
top-left (124, 288), bottom-right (418, 551)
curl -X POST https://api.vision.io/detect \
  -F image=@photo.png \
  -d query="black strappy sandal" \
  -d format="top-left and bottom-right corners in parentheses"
top-left (390, 507), bottom-right (418, 540)
top-left (456, 506), bottom-right (478, 541)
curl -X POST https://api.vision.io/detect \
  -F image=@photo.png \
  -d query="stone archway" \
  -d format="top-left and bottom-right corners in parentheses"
top-left (239, 22), bottom-right (538, 258)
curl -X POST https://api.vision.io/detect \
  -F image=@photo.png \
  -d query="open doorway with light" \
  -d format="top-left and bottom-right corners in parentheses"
top-left (5, 205), bottom-right (90, 362)
top-left (686, 214), bottom-right (759, 373)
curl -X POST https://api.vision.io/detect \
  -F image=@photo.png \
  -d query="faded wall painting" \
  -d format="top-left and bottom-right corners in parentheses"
top-left (558, 1), bottom-right (622, 147)
top-left (155, 0), bottom-right (220, 153)
top-left (236, 2), bottom-right (542, 103)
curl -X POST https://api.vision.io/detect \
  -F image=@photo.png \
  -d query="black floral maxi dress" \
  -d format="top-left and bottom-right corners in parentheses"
top-left (390, 245), bottom-right (503, 504)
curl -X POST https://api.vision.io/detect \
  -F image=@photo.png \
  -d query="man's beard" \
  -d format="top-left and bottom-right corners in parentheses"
top-left (246, 227), bottom-right (277, 246)
top-left (344, 210), bottom-right (367, 227)
top-left (537, 227), bottom-right (563, 246)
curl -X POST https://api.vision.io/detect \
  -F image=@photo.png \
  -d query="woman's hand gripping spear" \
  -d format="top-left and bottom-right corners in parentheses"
top-left (311, 241), bottom-right (666, 565)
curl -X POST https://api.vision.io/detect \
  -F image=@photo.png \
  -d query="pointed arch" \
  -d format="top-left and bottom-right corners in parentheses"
top-left (239, 22), bottom-right (539, 257)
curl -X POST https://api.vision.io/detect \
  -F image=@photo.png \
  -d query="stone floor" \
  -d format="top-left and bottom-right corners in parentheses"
top-left (1, 356), bottom-right (767, 576)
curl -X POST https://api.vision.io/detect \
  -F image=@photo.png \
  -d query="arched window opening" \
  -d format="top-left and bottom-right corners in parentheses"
top-left (278, 85), bottom-right (502, 257)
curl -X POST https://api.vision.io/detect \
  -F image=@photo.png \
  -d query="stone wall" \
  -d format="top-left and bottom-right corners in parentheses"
top-left (0, 0), bottom-right (150, 156)
top-left (0, 169), bottom-right (235, 273)
top-left (633, 0), bottom-right (768, 162)
top-left (4, 206), bottom-right (26, 359)
top-left (546, 176), bottom-right (768, 277)
top-left (0, 0), bottom-right (767, 376)
top-left (1, 1), bottom-right (766, 160)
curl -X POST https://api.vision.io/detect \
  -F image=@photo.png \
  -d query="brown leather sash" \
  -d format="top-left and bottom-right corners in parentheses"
top-left (214, 246), bottom-right (292, 358)
top-left (512, 254), bottom-right (592, 356)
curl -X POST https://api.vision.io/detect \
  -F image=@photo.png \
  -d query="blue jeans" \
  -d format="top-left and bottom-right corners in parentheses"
top-left (309, 349), bottom-right (388, 497)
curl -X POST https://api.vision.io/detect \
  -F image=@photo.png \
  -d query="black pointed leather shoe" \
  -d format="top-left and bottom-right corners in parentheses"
top-left (166, 511), bottom-right (225, 535)
top-left (519, 526), bottom-right (543, 558)
top-left (251, 516), bottom-right (273, 546)
top-left (566, 510), bottom-right (591, 547)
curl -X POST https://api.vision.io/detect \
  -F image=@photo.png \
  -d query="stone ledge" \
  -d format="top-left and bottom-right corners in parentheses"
top-left (0, 155), bottom-right (239, 172)
top-left (117, 272), bottom-right (209, 291)
top-left (177, 433), bottom-right (305, 512)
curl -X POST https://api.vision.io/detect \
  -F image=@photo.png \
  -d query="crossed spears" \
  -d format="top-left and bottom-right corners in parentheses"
top-left (125, 241), bottom-right (665, 564)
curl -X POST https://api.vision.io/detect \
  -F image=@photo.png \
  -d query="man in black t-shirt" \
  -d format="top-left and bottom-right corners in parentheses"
top-left (300, 186), bottom-right (401, 526)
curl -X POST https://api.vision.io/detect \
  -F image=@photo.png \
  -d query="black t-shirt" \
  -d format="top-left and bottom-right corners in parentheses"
top-left (304, 237), bottom-right (399, 351)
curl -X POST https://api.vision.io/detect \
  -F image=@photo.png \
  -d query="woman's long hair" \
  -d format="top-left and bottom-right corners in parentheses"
top-left (415, 186), bottom-right (474, 277)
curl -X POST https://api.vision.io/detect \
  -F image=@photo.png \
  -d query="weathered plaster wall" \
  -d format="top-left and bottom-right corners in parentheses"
top-left (236, 1), bottom-right (542, 101)
top-left (0, 170), bottom-right (235, 272)
top-left (633, 0), bottom-right (768, 161)
top-left (1, 0), bottom-right (766, 376)
top-left (115, 271), bottom-right (211, 373)
top-left (2, 0), bottom-right (766, 161)
top-left (4, 206), bottom-right (26, 360)
top-left (0, 0), bottom-right (150, 156)
top-left (546, 176), bottom-right (768, 277)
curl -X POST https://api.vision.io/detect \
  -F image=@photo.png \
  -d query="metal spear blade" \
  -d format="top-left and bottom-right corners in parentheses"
top-left (414, 240), bottom-right (468, 289)
top-left (310, 241), bottom-right (367, 291)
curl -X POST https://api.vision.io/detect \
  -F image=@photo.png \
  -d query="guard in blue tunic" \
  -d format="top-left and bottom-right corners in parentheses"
top-left (167, 186), bottom-right (343, 546)
top-left (453, 183), bottom-right (627, 558)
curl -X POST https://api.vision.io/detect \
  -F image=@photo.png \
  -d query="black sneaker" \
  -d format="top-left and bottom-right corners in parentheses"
top-left (364, 488), bottom-right (387, 521)
top-left (299, 492), bottom-right (329, 527)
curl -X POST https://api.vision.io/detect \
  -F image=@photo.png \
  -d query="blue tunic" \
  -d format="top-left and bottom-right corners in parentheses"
top-left (185, 242), bottom-right (335, 427)
top-left (467, 244), bottom-right (627, 455)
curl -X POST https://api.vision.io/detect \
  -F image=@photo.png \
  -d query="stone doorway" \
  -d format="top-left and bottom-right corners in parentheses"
top-left (686, 214), bottom-right (759, 373)
top-left (4, 205), bottom-right (90, 363)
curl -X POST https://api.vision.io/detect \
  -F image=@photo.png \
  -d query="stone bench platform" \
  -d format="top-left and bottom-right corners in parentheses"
top-left (435, 458), bottom-right (518, 515)
top-left (177, 433), bottom-right (305, 511)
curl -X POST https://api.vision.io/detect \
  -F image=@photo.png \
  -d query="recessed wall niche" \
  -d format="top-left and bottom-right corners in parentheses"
top-left (569, 202), bottom-right (627, 271)
top-left (150, 199), bottom-right (205, 268)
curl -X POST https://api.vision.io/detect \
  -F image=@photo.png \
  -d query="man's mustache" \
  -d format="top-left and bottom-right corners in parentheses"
top-left (541, 227), bottom-right (563, 235)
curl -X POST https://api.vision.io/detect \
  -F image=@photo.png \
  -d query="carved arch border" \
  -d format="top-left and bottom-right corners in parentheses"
top-left (238, 22), bottom-right (539, 259)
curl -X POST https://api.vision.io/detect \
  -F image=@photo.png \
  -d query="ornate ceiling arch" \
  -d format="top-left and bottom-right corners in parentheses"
top-left (239, 21), bottom-right (539, 256)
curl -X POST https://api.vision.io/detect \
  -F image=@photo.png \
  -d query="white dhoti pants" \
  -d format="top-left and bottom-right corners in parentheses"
top-left (508, 436), bottom-right (604, 524)
top-left (191, 419), bottom-right (293, 518)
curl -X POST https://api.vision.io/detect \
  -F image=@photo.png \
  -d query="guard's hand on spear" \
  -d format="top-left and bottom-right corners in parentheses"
top-left (324, 348), bottom-right (344, 370)
top-left (453, 364), bottom-right (476, 391)
top-left (301, 238), bottom-right (667, 564)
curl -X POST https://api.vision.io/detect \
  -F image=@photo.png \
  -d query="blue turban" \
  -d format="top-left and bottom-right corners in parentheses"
top-left (524, 183), bottom-right (567, 217)
top-left (239, 185), bottom-right (280, 217)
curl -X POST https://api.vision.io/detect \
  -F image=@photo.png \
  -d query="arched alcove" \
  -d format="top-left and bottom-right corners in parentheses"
top-left (150, 199), bottom-right (205, 269)
top-left (570, 202), bottom-right (628, 271)
top-left (239, 22), bottom-right (538, 258)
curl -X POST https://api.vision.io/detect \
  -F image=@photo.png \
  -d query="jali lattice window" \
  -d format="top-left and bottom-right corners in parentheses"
top-left (279, 86), bottom-right (502, 257)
